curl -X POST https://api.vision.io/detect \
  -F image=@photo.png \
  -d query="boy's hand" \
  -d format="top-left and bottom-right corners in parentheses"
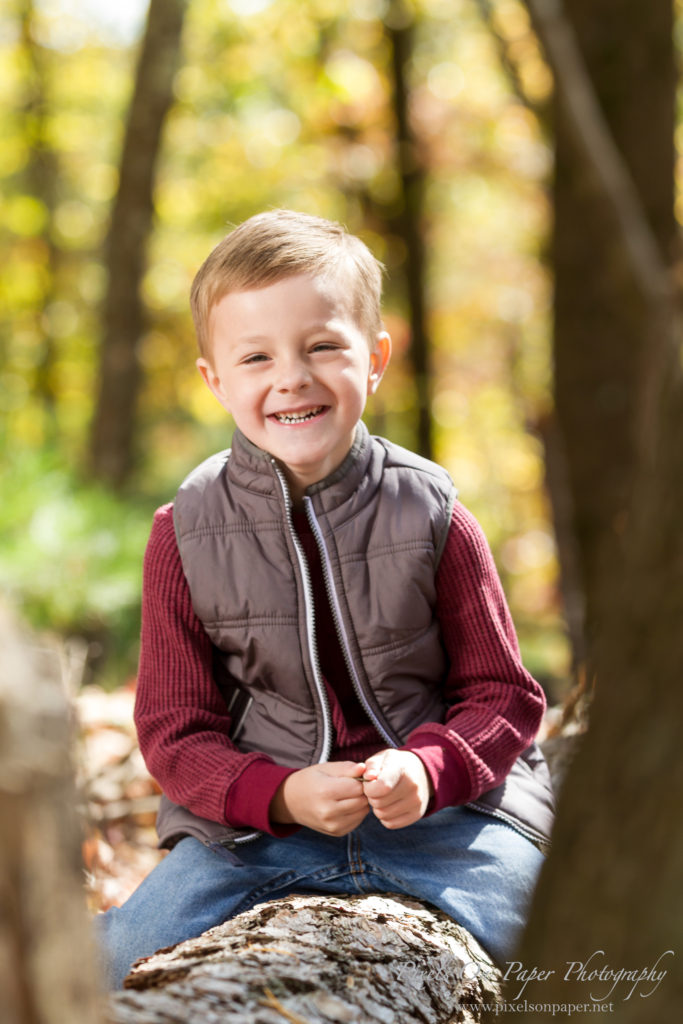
top-left (362, 750), bottom-right (433, 829)
top-left (270, 761), bottom-right (370, 836)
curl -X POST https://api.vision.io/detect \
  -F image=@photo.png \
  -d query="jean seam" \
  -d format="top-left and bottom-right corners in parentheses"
top-left (347, 831), bottom-right (364, 878)
top-left (231, 862), bottom-right (351, 917)
top-left (359, 862), bottom-right (412, 896)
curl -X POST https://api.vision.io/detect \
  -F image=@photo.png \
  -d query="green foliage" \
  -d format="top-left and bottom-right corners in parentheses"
top-left (0, 446), bottom-right (155, 684)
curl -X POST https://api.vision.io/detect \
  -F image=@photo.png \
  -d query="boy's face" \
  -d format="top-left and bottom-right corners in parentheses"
top-left (197, 273), bottom-right (391, 499)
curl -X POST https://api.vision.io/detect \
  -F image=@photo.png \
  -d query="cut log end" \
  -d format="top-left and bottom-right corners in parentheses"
top-left (107, 892), bottom-right (503, 1024)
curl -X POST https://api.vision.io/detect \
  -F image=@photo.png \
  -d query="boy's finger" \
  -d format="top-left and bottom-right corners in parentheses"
top-left (336, 778), bottom-right (370, 800)
top-left (361, 750), bottom-right (389, 783)
top-left (375, 810), bottom-right (417, 830)
top-left (321, 760), bottom-right (366, 778)
top-left (362, 776), bottom-right (392, 799)
top-left (369, 756), bottom-right (402, 790)
top-left (338, 793), bottom-right (371, 812)
top-left (364, 782), bottom-right (407, 809)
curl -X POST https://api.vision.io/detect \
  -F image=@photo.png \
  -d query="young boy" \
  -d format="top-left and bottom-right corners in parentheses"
top-left (97, 209), bottom-right (554, 988)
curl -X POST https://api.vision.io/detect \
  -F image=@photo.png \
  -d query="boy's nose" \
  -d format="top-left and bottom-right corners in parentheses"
top-left (276, 358), bottom-right (312, 393)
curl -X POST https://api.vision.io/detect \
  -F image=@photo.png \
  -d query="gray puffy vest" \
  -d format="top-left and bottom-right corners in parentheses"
top-left (157, 423), bottom-right (554, 851)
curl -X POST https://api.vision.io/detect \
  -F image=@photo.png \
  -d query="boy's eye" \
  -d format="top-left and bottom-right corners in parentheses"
top-left (242, 353), bottom-right (269, 364)
top-left (311, 342), bottom-right (338, 352)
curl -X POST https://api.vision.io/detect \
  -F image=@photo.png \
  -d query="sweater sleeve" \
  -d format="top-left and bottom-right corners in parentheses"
top-left (402, 500), bottom-right (546, 811)
top-left (134, 504), bottom-right (295, 834)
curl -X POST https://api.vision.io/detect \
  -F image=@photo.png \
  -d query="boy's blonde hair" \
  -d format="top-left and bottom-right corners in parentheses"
top-left (190, 209), bottom-right (384, 358)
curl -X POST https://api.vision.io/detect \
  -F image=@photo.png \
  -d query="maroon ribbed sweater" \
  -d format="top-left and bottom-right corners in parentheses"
top-left (134, 500), bottom-right (546, 836)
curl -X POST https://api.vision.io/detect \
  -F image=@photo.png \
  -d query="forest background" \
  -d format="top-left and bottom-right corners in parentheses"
top-left (0, 0), bottom-right (568, 697)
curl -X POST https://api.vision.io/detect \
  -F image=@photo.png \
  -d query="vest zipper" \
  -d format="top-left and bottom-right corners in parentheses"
top-left (304, 496), bottom-right (400, 749)
top-left (216, 831), bottom-right (260, 851)
top-left (272, 464), bottom-right (334, 763)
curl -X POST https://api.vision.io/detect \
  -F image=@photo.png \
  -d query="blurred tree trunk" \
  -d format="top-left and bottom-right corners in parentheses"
top-left (472, 1), bottom-right (591, 676)
top-left (0, 610), bottom-right (102, 1023)
top-left (89, 0), bottom-right (187, 490)
top-left (19, 0), bottom-right (61, 428)
top-left (548, 0), bottom-right (676, 664)
top-left (508, 3), bottom-right (682, 1020)
top-left (514, 402), bottom-right (683, 1018)
top-left (385, 0), bottom-right (433, 459)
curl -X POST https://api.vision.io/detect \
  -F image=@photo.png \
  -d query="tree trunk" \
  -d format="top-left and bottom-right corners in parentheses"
top-left (89, 0), bottom-right (187, 489)
top-left (508, 4), bottom-right (683, 1020)
top-left (510, 319), bottom-right (683, 1024)
top-left (386, 0), bottom-right (433, 460)
top-left (549, 0), bottom-right (676, 659)
top-left (107, 892), bottom-right (502, 1023)
top-left (19, 0), bottom-right (61, 429)
top-left (0, 609), bottom-right (102, 1024)
top-left (537, 410), bottom-right (587, 676)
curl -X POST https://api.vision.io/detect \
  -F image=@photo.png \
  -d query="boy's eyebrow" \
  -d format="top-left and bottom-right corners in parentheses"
top-left (231, 321), bottom-right (349, 346)
top-left (229, 335), bottom-right (283, 352)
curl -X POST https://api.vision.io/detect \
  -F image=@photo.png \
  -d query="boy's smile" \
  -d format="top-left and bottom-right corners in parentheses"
top-left (197, 273), bottom-right (391, 500)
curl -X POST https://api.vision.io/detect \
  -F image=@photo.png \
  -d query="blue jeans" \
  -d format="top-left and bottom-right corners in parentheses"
top-left (95, 806), bottom-right (544, 988)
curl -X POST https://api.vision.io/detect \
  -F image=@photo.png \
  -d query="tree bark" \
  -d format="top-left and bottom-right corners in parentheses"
top-left (0, 609), bottom-right (102, 1024)
top-left (89, 0), bottom-right (187, 489)
top-left (107, 892), bottom-right (502, 1024)
top-left (541, 0), bottom-right (676, 659)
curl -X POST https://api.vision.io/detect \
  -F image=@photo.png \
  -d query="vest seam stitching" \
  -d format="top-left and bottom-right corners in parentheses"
top-left (181, 521), bottom-right (282, 540)
top-left (360, 625), bottom-right (434, 657)
top-left (338, 541), bottom-right (434, 563)
top-left (205, 616), bottom-right (299, 627)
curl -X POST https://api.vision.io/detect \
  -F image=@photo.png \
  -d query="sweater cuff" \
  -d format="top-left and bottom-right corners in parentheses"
top-left (400, 735), bottom-right (472, 813)
top-left (225, 759), bottom-right (299, 837)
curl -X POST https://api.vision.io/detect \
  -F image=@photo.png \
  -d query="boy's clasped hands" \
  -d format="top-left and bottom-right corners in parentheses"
top-left (270, 749), bottom-right (433, 836)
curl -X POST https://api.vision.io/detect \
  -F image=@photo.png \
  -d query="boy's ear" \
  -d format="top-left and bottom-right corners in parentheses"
top-left (367, 331), bottom-right (392, 395)
top-left (196, 357), bottom-right (230, 412)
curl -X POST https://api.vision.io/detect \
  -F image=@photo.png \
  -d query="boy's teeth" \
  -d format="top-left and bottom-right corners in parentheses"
top-left (275, 407), bottom-right (324, 423)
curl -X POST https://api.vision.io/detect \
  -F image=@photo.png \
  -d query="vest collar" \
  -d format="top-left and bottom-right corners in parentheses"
top-left (227, 421), bottom-right (375, 512)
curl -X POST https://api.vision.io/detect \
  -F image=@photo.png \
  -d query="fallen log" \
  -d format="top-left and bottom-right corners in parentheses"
top-left (107, 892), bottom-right (503, 1024)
